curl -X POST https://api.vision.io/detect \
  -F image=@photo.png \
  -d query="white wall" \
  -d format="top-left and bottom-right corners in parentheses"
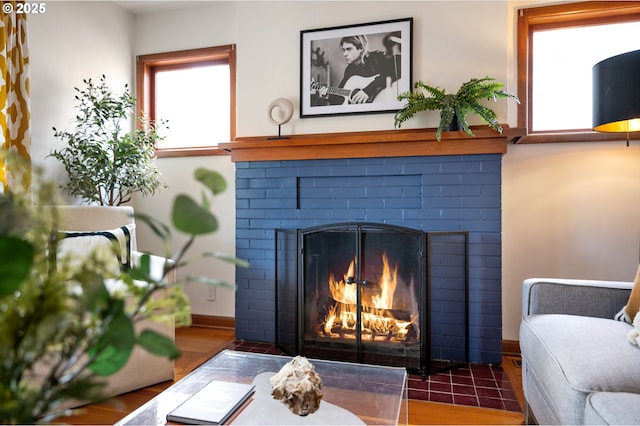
top-left (28, 1), bottom-right (640, 341)
top-left (29, 1), bottom-right (134, 182)
top-left (502, 143), bottom-right (640, 338)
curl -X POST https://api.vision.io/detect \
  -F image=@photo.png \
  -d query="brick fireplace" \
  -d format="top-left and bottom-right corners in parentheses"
top-left (221, 127), bottom-right (517, 365)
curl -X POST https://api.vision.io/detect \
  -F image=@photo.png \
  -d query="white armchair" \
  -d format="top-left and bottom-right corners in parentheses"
top-left (54, 205), bottom-right (176, 399)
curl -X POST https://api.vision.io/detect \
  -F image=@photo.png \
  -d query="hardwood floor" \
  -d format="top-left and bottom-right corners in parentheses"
top-left (57, 326), bottom-right (524, 425)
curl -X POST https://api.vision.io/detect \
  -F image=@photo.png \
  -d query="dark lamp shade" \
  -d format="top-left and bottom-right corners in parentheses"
top-left (592, 49), bottom-right (640, 133)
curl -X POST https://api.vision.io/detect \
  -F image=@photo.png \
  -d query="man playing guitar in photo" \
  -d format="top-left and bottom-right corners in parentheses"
top-left (314, 33), bottom-right (401, 105)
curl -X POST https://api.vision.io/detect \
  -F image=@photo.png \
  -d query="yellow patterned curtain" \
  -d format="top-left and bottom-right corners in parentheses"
top-left (0, 1), bottom-right (30, 194)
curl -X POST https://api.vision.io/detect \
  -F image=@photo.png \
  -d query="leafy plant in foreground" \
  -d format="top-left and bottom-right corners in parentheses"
top-left (0, 151), bottom-right (246, 423)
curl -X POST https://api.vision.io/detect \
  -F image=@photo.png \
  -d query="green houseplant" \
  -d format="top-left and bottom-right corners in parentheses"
top-left (394, 77), bottom-right (519, 141)
top-left (49, 75), bottom-right (165, 206)
top-left (0, 152), bottom-right (245, 424)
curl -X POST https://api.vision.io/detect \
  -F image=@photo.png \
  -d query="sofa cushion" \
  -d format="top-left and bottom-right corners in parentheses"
top-left (584, 392), bottom-right (640, 425)
top-left (520, 314), bottom-right (640, 425)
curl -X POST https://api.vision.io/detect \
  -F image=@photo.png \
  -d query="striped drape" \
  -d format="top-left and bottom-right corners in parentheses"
top-left (0, 1), bottom-right (30, 193)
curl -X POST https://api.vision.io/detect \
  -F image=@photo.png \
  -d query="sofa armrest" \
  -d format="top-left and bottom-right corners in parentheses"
top-left (131, 251), bottom-right (175, 285)
top-left (522, 278), bottom-right (632, 319)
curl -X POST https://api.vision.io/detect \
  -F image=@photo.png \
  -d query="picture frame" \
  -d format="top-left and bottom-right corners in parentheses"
top-left (300, 17), bottom-right (413, 118)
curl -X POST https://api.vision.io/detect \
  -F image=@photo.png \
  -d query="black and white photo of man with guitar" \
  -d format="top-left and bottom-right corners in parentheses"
top-left (311, 32), bottom-right (402, 106)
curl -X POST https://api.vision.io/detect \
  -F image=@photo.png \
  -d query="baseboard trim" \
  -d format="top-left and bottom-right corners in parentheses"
top-left (502, 339), bottom-right (521, 356)
top-left (191, 314), bottom-right (235, 329)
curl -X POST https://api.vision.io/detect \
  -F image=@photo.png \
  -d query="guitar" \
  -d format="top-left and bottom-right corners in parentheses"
top-left (311, 74), bottom-right (400, 105)
top-left (310, 74), bottom-right (378, 105)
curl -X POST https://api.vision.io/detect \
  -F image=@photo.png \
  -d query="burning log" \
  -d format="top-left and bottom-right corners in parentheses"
top-left (320, 252), bottom-right (420, 343)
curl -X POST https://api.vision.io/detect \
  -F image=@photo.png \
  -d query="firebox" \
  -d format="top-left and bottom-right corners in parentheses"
top-left (275, 223), bottom-right (469, 376)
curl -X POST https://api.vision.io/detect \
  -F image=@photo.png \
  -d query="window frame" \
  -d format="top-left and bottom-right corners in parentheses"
top-left (517, 2), bottom-right (640, 144)
top-left (136, 45), bottom-right (236, 157)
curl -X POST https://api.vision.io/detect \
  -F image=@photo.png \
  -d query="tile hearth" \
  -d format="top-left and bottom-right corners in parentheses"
top-left (227, 340), bottom-right (521, 413)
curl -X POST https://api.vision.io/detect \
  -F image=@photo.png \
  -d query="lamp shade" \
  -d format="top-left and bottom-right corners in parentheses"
top-left (593, 49), bottom-right (640, 133)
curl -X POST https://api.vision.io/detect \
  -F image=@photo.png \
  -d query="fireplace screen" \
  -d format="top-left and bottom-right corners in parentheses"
top-left (276, 223), bottom-right (468, 376)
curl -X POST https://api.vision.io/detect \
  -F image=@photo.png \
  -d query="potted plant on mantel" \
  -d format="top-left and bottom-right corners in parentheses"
top-left (394, 77), bottom-right (519, 142)
top-left (49, 75), bottom-right (166, 206)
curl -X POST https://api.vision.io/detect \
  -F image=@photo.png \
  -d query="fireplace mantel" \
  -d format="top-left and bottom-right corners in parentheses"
top-left (219, 125), bottom-right (524, 162)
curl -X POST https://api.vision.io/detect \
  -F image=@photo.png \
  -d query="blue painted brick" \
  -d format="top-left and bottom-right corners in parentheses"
top-left (266, 166), bottom-right (299, 178)
top-left (236, 228), bottom-right (268, 240)
top-left (300, 188), bottom-right (331, 199)
top-left (366, 163), bottom-right (404, 176)
top-left (297, 209), bottom-right (333, 219)
top-left (347, 176), bottom-right (385, 187)
top-left (236, 178), bottom-right (251, 189)
top-left (234, 153), bottom-right (503, 364)
top-left (248, 160), bottom-right (281, 170)
top-left (349, 198), bottom-right (384, 209)
top-left (441, 161), bottom-right (482, 174)
top-left (461, 196), bottom-right (501, 208)
top-left (264, 209), bottom-right (298, 220)
top-left (296, 165), bottom-right (333, 177)
top-left (384, 175), bottom-right (420, 186)
top-left (266, 188), bottom-right (296, 199)
top-left (373, 186), bottom-right (404, 197)
top-left (331, 208), bottom-right (366, 220)
top-left (236, 188), bottom-right (266, 199)
top-left (366, 208), bottom-right (404, 220)
top-left (251, 177), bottom-right (296, 189)
top-left (423, 174), bottom-right (461, 185)
top-left (384, 197), bottom-right (421, 209)
top-left (330, 165), bottom-right (367, 176)
top-left (442, 185), bottom-right (482, 197)
top-left (251, 198), bottom-right (293, 209)
top-left (332, 187), bottom-right (366, 199)
top-left (236, 209), bottom-right (265, 219)
top-left (236, 167), bottom-right (266, 179)
top-left (462, 173), bottom-right (501, 185)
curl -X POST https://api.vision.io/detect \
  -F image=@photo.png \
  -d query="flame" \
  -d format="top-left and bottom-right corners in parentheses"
top-left (322, 253), bottom-right (417, 341)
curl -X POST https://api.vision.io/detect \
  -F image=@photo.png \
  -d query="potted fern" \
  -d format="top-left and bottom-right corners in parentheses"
top-left (394, 77), bottom-right (519, 141)
top-left (50, 75), bottom-right (166, 206)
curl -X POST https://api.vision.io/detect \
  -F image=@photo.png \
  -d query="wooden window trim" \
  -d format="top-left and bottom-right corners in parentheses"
top-left (136, 45), bottom-right (236, 157)
top-left (516, 2), bottom-right (640, 144)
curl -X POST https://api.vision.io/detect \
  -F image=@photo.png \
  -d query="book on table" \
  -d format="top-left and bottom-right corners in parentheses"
top-left (166, 380), bottom-right (256, 425)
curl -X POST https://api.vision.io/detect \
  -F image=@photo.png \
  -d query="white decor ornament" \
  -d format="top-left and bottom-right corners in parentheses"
top-left (267, 98), bottom-right (294, 125)
top-left (267, 98), bottom-right (293, 139)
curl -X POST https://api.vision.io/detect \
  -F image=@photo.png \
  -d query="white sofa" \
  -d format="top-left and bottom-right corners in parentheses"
top-left (54, 205), bottom-right (176, 399)
top-left (520, 278), bottom-right (640, 425)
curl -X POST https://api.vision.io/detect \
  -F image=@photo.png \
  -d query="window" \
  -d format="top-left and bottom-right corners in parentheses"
top-left (517, 2), bottom-right (640, 143)
top-left (136, 45), bottom-right (236, 157)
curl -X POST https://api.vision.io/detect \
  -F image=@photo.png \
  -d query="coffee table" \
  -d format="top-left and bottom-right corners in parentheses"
top-left (116, 349), bottom-right (407, 425)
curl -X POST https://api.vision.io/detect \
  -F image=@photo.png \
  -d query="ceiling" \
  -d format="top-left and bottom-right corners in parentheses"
top-left (112, 1), bottom-right (206, 15)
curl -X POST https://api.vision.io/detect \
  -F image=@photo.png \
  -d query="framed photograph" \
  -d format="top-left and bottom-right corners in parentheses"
top-left (300, 17), bottom-right (412, 118)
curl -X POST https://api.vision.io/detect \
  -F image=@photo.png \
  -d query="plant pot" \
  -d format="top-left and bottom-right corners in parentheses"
top-left (444, 113), bottom-right (464, 132)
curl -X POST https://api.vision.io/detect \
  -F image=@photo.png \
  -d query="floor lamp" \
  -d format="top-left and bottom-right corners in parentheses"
top-left (592, 49), bottom-right (640, 269)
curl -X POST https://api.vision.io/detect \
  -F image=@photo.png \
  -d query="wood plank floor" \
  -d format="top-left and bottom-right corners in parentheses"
top-left (57, 326), bottom-right (524, 425)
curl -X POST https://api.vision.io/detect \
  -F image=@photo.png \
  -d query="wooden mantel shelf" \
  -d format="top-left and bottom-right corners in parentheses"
top-left (219, 125), bottom-right (525, 162)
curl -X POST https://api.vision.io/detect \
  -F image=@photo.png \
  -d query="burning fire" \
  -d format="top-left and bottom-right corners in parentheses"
top-left (322, 253), bottom-right (417, 342)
